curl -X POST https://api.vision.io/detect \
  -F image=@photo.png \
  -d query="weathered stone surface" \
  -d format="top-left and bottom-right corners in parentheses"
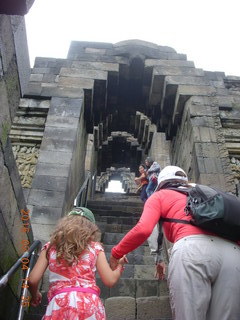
top-left (38, 150), bottom-right (72, 165)
top-left (31, 175), bottom-right (68, 192)
top-left (60, 67), bottom-right (107, 80)
top-left (58, 76), bottom-right (94, 89)
top-left (28, 189), bottom-right (65, 207)
top-left (109, 278), bottom-right (135, 297)
top-left (34, 162), bottom-right (69, 177)
top-left (72, 61), bottom-right (119, 72)
top-left (105, 296), bottom-right (136, 320)
top-left (145, 58), bottom-right (194, 68)
top-left (154, 65), bottom-right (204, 77)
top-left (192, 126), bottom-right (217, 143)
top-left (30, 205), bottom-right (63, 222)
top-left (136, 296), bottom-right (172, 319)
top-left (134, 265), bottom-right (155, 280)
top-left (41, 86), bottom-right (84, 98)
top-left (49, 97), bottom-right (83, 118)
top-left (135, 280), bottom-right (158, 297)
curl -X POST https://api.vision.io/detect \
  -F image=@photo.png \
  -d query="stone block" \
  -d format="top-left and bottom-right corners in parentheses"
top-left (136, 296), bottom-right (172, 319)
top-left (38, 150), bottom-right (72, 165)
top-left (45, 114), bottom-right (79, 128)
top-left (105, 296), bottom-right (136, 320)
top-left (25, 82), bottom-right (42, 95)
top-left (133, 246), bottom-right (150, 256)
top-left (42, 73), bottom-right (58, 83)
top-left (165, 75), bottom-right (208, 86)
top-left (104, 223), bottom-right (122, 233)
top-left (159, 280), bottom-right (169, 296)
top-left (60, 67), bottom-right (107, 80)
top-left (109, 278), bottom-right (135, 297)
top-left (192, 127), bottom-right (217, 143)
top-left (34, 162), bottom-right (69, 177)
top-left (43, 126), bottom-right (77, 142)
top-left (196, 157), bottom-right (223, 174)
top-left (29, 74), bottom-right (43, 82)
top-left (194, 142), bottom-right (219, 158)
top-left (40, 135), bottom-right (76, 152)
top-left (28, 188), bottom-right (65, 208)
top-left (0, 165), bottom-right (19, 228)
top-left (135, 280), bottom-right (158, 298)
top-left (58, 76), bottom-right (94, 89)
top-left (41, 86), bottom-right (84, 99)
top-left (189, 104), bottom-right (213, 117)
top-left (30, 206), bottom-right (63, 224)
top-left (31, 67), bottom-right (52, 74)
top-left (198, 173), bottom-right (228, 190)
top-left (145, 58), bottom-right (194, 68)
top-left (134, 265), bottom-right (155, 280)
top-left (72, 61), bottom-right (119, 72)
top-left (154, 65), bottom-right (204, 77)
top-left (103, 232), bottom-right (125, 245)
top-left (48, 97), bottom-right (83, 118)
top-left (134, 254), bottom-right (155, 265)
top-left (31, 175), bottom-right (68, 192)
top-left (31, 223), bottom-right (55, 243)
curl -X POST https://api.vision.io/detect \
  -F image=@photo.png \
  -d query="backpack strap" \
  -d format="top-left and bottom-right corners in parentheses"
top-left (160, 186), bottom-right (192, 225)
top-left (160, 217), bottom-right (191, 224)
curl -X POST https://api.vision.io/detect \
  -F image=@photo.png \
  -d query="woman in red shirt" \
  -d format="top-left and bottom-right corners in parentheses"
top-left (110, 166), bottom-right (240, 320)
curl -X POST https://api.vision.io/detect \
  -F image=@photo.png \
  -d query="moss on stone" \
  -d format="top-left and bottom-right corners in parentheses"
top-left (1, 120), bottom-right (10, 147)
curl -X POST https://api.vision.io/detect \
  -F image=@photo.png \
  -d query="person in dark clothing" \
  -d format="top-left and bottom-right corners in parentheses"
top-left (145, 157), bottom-right (161, 198)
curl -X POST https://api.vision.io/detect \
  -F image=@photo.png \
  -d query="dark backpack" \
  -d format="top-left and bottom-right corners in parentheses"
top-left (160, 184), bottom-right (240, 241)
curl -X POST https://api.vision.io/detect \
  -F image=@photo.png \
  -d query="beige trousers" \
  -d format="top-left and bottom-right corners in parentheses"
top-left (168, 234), bottom-right (240, 320)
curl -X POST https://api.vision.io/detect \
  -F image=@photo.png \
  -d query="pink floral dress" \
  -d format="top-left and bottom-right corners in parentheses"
top-left (42, 241), bottom-right (106, 320)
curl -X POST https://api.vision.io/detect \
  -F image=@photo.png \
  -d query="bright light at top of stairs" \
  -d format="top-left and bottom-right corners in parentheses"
top-left (105, 180), bottom-right (125, 193)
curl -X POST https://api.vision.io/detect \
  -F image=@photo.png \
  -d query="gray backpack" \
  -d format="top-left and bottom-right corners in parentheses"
top-left (160, 184), bottom-right (240, 241)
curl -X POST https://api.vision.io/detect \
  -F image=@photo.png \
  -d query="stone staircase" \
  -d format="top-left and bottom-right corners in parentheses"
top-left (25, 192), bottom-right (172, 320)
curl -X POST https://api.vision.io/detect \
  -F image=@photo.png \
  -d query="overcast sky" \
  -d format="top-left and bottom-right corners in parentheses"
top-left (25, 0), bottom-right (240, 77)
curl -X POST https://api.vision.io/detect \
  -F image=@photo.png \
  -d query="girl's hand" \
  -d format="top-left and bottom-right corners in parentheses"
top-left (109, 255), bottom-right (119, 270)
top-left (118, 255), bottom-right (128, 266)
top-left (31, 291), bottom-right (42, 307)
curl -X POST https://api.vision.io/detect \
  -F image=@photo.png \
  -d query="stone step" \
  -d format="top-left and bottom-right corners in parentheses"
top-left (95, 215), bottom-right (139, 225)
top-left (105, 296), bottom-right (172, 320)
top-left (88, 199), bottom-right (143, 208)
top-left (97, 222), bottom-right (135, 233)
top-left (96, 278), bottom-right (169, 299)
top-left (103, 232), bottom-right (149, 245)
top-left (103, 244), bottom-right (150, 255)
top-left (92, 208), bottom-right (142, 216)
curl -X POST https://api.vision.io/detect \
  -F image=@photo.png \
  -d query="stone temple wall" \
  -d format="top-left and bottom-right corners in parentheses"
top-left (0, 14), bottom-right (33, 320)
top-left (2, 14), bottom-right (240, 319)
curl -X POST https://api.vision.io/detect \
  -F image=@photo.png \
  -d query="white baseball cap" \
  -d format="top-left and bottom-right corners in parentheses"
top-left (157, 166), bottom-right (188, 189)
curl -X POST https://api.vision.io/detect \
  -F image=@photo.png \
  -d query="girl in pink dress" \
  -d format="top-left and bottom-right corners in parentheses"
top-left (28, 207), bottom-right (127, 320)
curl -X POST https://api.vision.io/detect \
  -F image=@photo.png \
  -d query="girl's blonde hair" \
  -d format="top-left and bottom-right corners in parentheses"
top-left (47, 215), bottom-right (100, 265)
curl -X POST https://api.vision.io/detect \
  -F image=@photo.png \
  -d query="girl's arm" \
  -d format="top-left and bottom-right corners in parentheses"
top-left (28, 249), bottom-right (49, 306)
top-left (96, 251), bottom-right (127, 287)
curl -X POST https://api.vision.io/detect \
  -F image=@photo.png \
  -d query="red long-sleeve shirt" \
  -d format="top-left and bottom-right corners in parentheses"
top-left (111, 189), bottom-right (212, 259)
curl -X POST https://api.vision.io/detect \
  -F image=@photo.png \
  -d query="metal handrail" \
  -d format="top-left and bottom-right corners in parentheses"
top-left (74, 171), bottom-right (97, 207)
top-left (0, 240), bottom-right (42, 320)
